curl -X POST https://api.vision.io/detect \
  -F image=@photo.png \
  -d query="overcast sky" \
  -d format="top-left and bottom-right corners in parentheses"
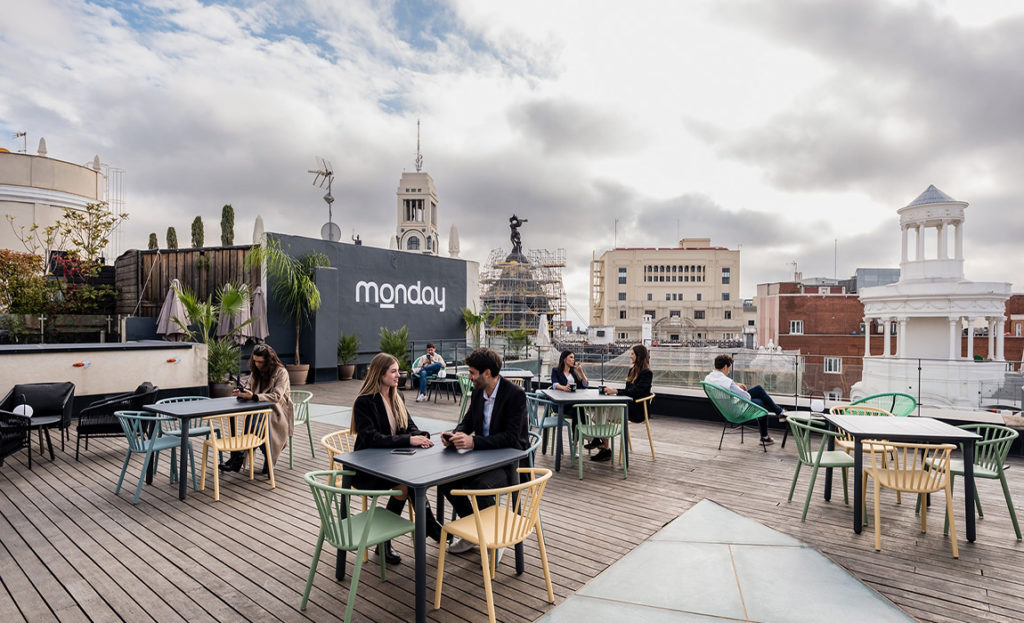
top-left (2, 0), bottom-right (1022, 327)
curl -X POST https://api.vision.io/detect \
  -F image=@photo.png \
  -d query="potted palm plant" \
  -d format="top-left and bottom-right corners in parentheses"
top-left (378, 325), bottom-right (410, 388)
top-left (172, 283), bottom-right (252, 396)
top-left (337, 332), bottom-right (359, 380)
top-left (246, 238), bottom-right (330, 385)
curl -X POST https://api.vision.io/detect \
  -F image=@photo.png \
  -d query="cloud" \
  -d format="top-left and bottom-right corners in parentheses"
top-left (508, 98), bottom-right (645, 156)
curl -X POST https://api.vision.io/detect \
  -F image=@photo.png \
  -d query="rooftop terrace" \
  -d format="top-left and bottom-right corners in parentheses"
top-left (2, 380), bottom-right (1023, 622)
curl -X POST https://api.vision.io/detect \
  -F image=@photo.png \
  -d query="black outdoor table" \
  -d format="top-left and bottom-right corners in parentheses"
top-left (500, 369), bottom-right (535, 391)
top-left (822, 414), bottom-right (983, 542)
top-left (333, 444), bottom-right (529, 623)
top-left (144, 397), bottom-right (275, 500)
top-left (539, 388), bottom-right (633, 472)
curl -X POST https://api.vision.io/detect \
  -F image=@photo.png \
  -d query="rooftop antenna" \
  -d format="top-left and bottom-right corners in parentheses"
top-left (414, 119), bottom-right (423, 172)
top-left (789, 260), bottom-right (798, 280)
top-left (13, 132), bottom-right (26, 153)
top-left (308, 157), bottom-right (339, 241)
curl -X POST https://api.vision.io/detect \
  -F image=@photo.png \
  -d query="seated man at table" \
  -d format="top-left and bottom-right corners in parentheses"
top-left (704, 354), bottom-right (785, 445)
top-left (412, 342), bottom-right (446, 402)
top-left (439, 347), bottom-right (529, 554)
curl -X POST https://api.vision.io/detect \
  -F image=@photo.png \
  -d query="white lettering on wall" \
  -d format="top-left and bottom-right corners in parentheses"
top-left (355, 280), bottom-right (446, 312)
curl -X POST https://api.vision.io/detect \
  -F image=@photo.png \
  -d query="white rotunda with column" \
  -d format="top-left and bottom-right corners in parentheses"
top-left (853, 185), bottom-right (1011, 408)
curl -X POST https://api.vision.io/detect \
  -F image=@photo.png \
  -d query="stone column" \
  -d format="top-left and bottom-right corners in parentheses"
top-left (966, 316), bottom-right (975, 360)
top-left (948, 317), bottom-right (959, 360)
top-left (997, 320), bottom-right (1006, 361)
top-left (864, 317), bottom-right (871, 357)
top-left (901, 226), bottom-right (908, 263)
top-left (988, 317), bottom-right (996, 360)
top-left (898, 318), bottom-right (908, 358)
top-left (950, 220), bottom-right (958, 259)
top-left (937, 221), bottom-right (947, 260)
top-left (916, 225), bottom-right (925, 261)
top-left (883, 319), bottom-right (892, 357)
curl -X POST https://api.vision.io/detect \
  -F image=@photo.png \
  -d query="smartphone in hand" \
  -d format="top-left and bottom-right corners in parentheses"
top-left (391, 448), bottom-right (416, 455)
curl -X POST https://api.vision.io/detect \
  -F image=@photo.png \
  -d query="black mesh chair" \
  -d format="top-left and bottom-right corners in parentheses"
top-left (0, 409), bottom-right (32, 469)
top-left (0, 382), bottom-right (75, 461)
top-left (76, 382), bottom-right (159, 460)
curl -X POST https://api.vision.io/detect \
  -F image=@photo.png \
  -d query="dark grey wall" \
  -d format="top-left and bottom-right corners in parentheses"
top-left (264, 233), bottom-right (470, 382)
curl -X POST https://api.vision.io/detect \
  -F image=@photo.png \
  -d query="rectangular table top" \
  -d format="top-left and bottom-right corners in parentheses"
top-left (500, 369), bottom-right (535, 380)
top-left (822, 414), bottom-right (982, 442)
top-left (540, 387), bottom-right (633, 406)
top-left (144, 396), bottom-right (275, 419)
top-left (333, 445), bottom-right (528, 489)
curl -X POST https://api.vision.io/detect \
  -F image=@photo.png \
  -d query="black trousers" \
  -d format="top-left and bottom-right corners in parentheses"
top-left (438, 466), bottom-right (514, 518)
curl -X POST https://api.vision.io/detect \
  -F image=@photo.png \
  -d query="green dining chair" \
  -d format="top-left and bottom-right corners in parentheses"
top-left (457, 372), bottom-right (473, 422)
top-left (701, 381), bottom-right (771, 452)
top-left (290, 390), bottom-right (315, 468)
top-left (920, 423), bottom-right (1021, 540)
top-left (786, 415), bottom-right (854, 521)
top-left (574, 404), bottom-right (628, 480)
top-left (850, 392), bottom-right (917, 417)
top-left (300, 470), bottom-right (416, 622)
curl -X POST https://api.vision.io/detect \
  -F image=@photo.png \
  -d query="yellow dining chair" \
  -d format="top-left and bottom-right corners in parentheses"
top-left (200, 409), bottom-right (275, 501)
top-left (863, 441), bottom-right (958, 558)
top-left (434, 468), bottom-right (554, 623)
top-left (627, 393), bottom-right (656, 460)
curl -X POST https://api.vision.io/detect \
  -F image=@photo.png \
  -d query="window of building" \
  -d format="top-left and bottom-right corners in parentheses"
top-left (672, 265), bottom-right (677, 272)
top-left (790, 320), bottom-right (804, 334)
top-left (696, 293), bottom-right (702, 301)
top-left (825, 390), bottom-right (843, 401)
top-left (891, 323), bottom-right (898, 335)
top-left (596, 330), bottom-right (606, 337)
top-left (678, 292), bottom-right (683, 300)
top-left (619, 310), bottom-right (627, 319)
top-left (618, 267), bottom-right (627, 285)
top-left (684, 275), bottom-right (689, 282)
top-left (404, 198), bottom-right (424, 221)
top-left (723, 333), bottom-right (733, 340)
top-left (748, 319), bottom-right (755, 326)
top-left (1017, 323), bottom-right (1022, 337)
top-left (694, 310), bottom-right (705, 320)
top-left (670, 334), bottom-right (679, 341)
top-left (722, 292), bottom-right (730, 301)
top-left (660, 276), bottom-right (665, 282)
top-left (671, 293), bottom-right (677, 301)
top-left (645, 309), bottom-right (656, 318)
top-left (724, 310), bottom-right (732, 320)
top-left (426, 236), bottom-right (432, 250)
top-left (665, 293), bottom-right (671, 301)
top-left (618, 332), bottom-right (628, 340)
top-left (669, 310), bottom-right (680, 318)
top-left (684, 265), bottom-right (689, 273)
top-left (647, 293), bottom-right (652, 301)
top-left (824, 356), bottom-right (842, 374)
top-left (721, 267), bottom-right (730, 284)
top-left (618, 292), bottom-right (626, 301)
top-left (406, 236), bottom-right (420, 250)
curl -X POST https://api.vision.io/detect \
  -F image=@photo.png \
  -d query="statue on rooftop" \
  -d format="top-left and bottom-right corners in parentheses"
top-left (507, 214), bottom-right (528, 261)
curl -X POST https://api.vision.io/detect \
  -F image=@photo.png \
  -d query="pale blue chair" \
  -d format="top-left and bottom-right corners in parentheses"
top-left (526, 392), bottom-right (573, 464)
top-left (114, 411), bottom-right (197, 504)
top-left (154, 395), bottom-right (211, 483)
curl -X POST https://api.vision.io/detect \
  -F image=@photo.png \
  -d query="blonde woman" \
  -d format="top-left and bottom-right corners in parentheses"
top-left (351, 353), bottom-right (441, 564)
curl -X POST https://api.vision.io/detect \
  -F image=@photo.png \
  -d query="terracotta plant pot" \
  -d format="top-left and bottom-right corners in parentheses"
top-left (208, 382), bottom-right (234, 398)
top-left (338, 364), bottom-right (356, 380)
top-left (286, 364), bottom-right (310, 385)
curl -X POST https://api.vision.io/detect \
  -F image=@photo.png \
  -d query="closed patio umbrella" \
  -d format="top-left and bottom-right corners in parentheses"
top-left (155, 279), bottom-right (187, 342)
top-left (247, 286), bottom-right (269, 343)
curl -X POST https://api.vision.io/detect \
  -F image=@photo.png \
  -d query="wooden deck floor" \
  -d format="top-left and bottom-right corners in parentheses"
top-left (2, 381), bottom-right (1024, 622)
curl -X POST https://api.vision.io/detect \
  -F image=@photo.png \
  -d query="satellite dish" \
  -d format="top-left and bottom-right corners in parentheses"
top-left (321, 222), bottom-right (341, 242)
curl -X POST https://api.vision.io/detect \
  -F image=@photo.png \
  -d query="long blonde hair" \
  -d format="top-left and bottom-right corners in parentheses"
top-left (358, 353), bottom-right (409, 430)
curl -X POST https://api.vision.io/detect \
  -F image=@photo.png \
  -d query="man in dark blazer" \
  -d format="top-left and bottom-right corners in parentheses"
top-left (439, 347), bottom-right (529, 526)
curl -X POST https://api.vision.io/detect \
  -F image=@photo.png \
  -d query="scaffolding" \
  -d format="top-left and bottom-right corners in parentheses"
top-left (479, 247), bottom-right (566, 341)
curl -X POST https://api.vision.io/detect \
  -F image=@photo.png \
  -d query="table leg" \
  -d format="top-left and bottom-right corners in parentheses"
top-left (853, 437), bottom-right (863, 534)
top-left (178, 418), bottom-right (191, 500)
top-left (413, 485), bottom-right (427, 623)
top-left (336, 473), bottom-right (352, 580)
top-left (554, 404), bottom-right (566, 472)
top-left (622, 413), bottom-right (629, 470)
top-left (963, 440), bottom-right (976, 542)
top-left (824, 427), bottom-right (835, 502)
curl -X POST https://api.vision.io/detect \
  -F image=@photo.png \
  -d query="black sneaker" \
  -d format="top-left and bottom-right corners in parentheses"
top-left (584, 439), bottom-right (602, 450)
top-left (589, 448), bottom-right (612, 462)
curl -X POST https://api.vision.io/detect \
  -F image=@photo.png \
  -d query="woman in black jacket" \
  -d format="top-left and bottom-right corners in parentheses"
top-left (595, 344), bottom-right (653, 461)
top-left (351, 353), bottom-right (441, 564)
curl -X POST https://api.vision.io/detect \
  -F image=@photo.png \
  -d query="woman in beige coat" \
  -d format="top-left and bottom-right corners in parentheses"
top-left (222, 344), bottom-right (294, 473)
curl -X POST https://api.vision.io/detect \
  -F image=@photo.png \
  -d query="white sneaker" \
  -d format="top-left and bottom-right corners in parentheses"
top-left (447, 537), bottom-right (476, 554)
top-left (416, 393), bottom-right (426, 402)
